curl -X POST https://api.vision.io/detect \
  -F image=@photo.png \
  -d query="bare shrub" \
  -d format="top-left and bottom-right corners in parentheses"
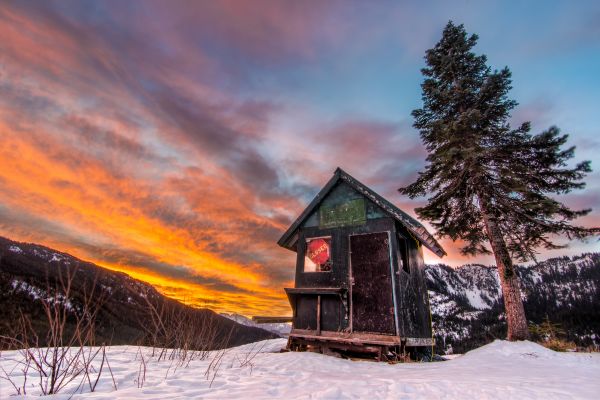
top-left (135, 290), bottom-right (240, 388)
top-left (204, 346), bottom-right (228, 388)
top-left (134, 347), bottom-right (147, 389)
top-left (139, 289), bottom-right (234, 365)
top-left (0, 265), bottom-right (116, 395)
top-left (529, 316), bottom-right (577, 352)
top-left (233, 340), bottom-right (267, 375)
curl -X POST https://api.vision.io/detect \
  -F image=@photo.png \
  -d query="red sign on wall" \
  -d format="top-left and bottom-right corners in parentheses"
top-left (307, 238), bottom-right (330, 265)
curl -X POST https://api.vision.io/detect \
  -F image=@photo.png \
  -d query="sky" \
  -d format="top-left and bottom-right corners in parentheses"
top-left (1, 0), bottom-right (599, 316)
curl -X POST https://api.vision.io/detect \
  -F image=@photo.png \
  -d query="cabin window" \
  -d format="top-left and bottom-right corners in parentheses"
top-left (397, 234), bottom-right (410, 274)
top-left (304, 237), bottom-right (332, 272)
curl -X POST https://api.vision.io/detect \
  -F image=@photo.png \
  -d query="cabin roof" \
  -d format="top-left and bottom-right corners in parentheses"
top-left (277, 168), bottom-right (446, 258)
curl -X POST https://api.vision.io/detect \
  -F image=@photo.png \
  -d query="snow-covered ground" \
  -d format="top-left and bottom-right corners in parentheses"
top-left (1, 339), bottom-right (599, 399)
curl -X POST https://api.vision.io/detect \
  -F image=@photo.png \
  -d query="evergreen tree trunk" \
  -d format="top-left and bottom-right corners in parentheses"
top-left (479, 195), bottom-right (529, 341)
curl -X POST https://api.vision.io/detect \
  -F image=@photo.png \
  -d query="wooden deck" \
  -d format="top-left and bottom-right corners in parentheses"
top-left (289, 329), bottom-right (434, 347)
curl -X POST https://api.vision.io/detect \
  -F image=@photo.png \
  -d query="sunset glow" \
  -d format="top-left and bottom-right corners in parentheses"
top-left (1, 1), bottom-right (598, 315)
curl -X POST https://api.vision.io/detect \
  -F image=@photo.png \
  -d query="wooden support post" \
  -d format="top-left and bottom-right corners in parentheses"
top-left (316, 294), bottom-right (321, 336)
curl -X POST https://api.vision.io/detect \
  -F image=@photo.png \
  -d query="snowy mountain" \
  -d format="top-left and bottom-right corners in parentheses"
top-left (0, 237), bottom-right (277, 348)
top-left (220, 313), bottom-right (291, 337)
top-left (426, 253), bottom-right (600, 353)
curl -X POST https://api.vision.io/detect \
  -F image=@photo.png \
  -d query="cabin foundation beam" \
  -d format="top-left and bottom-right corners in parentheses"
top-left (288, 329), bottom-right (434, 347)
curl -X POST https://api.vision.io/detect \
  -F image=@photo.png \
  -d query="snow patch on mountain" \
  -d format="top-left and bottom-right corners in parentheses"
top-left (8, 245), bottom-right (22, 254)
top-left (49, 254), bottom-right (63, 262)
top-left (10, 279), bottom-right (76, 312)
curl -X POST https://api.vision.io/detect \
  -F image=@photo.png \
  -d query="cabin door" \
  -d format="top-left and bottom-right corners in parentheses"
top-left (350, 232), bottom-right (396, 335)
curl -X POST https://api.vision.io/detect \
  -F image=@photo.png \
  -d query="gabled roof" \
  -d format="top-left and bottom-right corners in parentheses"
top-left (277, 168), bottom-right (446, 258)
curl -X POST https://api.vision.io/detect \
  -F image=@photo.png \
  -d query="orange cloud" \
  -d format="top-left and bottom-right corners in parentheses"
top-left (0, 118), bottom-right (294, 313)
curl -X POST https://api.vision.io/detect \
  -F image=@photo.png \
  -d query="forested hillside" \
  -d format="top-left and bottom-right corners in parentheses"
top-left (0, 237), bottom-right (277, 349)
top-left (427, 253), bottom-right (600, 353)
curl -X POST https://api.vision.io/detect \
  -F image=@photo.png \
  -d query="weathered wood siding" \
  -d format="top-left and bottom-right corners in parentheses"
top-left (294, 296), bottom-right (317, 330)
top-left (394, 221), bottom-right (433, 339)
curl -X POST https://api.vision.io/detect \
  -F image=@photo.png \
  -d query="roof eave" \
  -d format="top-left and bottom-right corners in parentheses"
top-left (277, 168), bottom-right (446, 258)
top-left (277, 169), bottom-right (343, 250)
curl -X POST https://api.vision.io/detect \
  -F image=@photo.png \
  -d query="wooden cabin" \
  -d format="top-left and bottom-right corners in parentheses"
top-left (278, 168), bottom-right (446, 358)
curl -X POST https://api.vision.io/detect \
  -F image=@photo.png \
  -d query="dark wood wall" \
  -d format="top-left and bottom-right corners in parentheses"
top-left (393, 221), bottom-right (433, 339)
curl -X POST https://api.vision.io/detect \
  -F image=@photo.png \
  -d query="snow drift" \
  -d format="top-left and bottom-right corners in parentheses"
top-left (1, 339), bottom-right (599, 399)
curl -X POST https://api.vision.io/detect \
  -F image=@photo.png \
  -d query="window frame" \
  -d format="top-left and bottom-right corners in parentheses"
top-left (397, 233), bottom-right (410, 275)
top-left (302, 235), bottom-right (333, 273)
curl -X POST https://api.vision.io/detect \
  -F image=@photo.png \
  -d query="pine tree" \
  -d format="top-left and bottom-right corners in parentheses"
top-left (400, 21), bottom-right (598, 340)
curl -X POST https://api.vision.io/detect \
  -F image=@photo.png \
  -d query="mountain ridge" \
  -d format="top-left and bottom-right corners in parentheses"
top-left (427, 253), bottom-right (600, 353)
top-left (0, 236), bottom-right (278, 349)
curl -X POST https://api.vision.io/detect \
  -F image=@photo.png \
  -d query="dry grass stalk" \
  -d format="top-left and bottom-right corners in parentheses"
top-left (0, 265), bottom-right (114, 395)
